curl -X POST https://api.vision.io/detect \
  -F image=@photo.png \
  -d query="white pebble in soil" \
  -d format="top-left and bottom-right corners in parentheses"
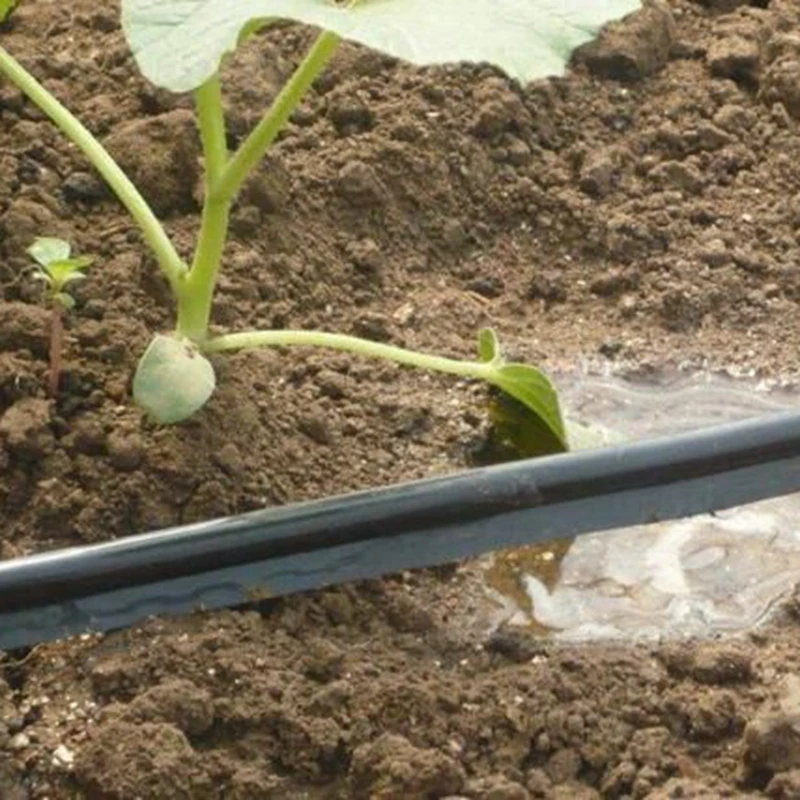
top-left (8, 733), bottom-right (29, 751)
top-left (52, 744), bottom-right (75, 768)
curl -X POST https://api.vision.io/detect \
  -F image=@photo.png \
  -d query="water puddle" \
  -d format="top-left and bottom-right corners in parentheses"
top-left (478, 371), bottom-right (800, 641)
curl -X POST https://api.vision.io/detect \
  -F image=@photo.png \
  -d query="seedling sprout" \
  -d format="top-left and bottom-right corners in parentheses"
top-left (26, 237), bottom-right (93, 397)
top-left (0, 0), bottom-right (641, 449)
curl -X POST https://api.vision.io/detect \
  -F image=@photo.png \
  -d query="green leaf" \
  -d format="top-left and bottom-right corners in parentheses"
top-left (484, 390), bottom-right (566, 459)
top-left (27, 237), bottom-right (71, 268)
top-left (0, 0), bottom-right (18, 24)
top-left (46, 259), bottom-right (90, 290)
top-left (122, 0), bottom-right (642, 93)
top-left (30, 269), bottom-right (51, 284)
top-left (489, 364), bottom-right (568, 452)
top-left (133, 334), bottom-right (216, 424)
top-left (477, 327), bottom-right (567, 457)
top-left (26, 241), bottom-right (93, 294)
top-left (478, 328), bottom-right (501, 364)
top-left (54, 292), bottom-right (75, 310)
top-left (63, 255), bottom-right (94, 270)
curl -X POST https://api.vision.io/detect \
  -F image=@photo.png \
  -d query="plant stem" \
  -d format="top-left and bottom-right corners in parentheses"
top-left (177, 32), bottom-right (340, 341)
top-left (0, 47), bottom-right (186, 291)
top-left (176, 76), bottom-right (230, 341)
top-left (177, 199), bottom-right (229, 342)
top-left (211, 30), bottom-right (340, 204)
top-left (203, 330), bottom-right (494, 382)
top-left (194, 75), bottom-right (227, 184)
top-left (48, 306), bottom-right (63, 397)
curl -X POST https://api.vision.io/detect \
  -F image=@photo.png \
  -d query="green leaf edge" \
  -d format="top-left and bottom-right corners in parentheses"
top-left (0, 0), bottom-right (17, 25)
top-left (122, 0), bottom-right (643, 93)
top-left (26, 236), bottom-right (72, 268)
top-left (478, 327), bottom-right (568, 450)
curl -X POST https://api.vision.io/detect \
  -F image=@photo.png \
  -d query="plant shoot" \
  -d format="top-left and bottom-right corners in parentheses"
top-left (26, 237), bottom-right (93, 397)
top-left (0, 0), bottom-right (642, 451)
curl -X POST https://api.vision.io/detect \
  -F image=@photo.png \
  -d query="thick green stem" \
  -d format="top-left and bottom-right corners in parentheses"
top-left (178, 33), bottom-right (340, 341)
top-left (0, 46), bottom-right (186, 290)
top-left (212, 30), bottom-right (340, 204)
top-left (194, 75), bottom-right (227, 183)
top-left (176, 199), bottom-right (229, 341)
top-left (177, 76), bottom-right (230, 341)
top-left (204, 330), bottom-right (493, 382)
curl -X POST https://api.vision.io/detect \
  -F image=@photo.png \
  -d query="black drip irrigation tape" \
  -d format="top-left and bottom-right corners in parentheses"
top-left (3, 411), bottom-right (800, 650)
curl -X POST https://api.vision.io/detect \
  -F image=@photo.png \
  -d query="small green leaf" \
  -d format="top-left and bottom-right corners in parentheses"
top-left (46, 260), bottom-right (90, 291)
top-left (485, 390), bottom-right (566, 459)
top-left (478, 328), bottom-right (501, 364)
top-left (0, 0), bottom-right (18, 24)
top-left (133, 334), bottom-right (216, 424)
top-left (122, 0), bottom-right (642, 93)
top-left (27, 237), bottom-right (71, 268)
top-left (30, 269), bottom-right (51, 284)
top-left (477, 328), bottom-right (567, 458)
top-left (54, 292), bottom-right (75, 310)
top-left (63, 255), bottom-right (94, 270)
top-left (489, 363), bottom-right (568, 452)
top-left (28, 258), bottom-right (92, 297)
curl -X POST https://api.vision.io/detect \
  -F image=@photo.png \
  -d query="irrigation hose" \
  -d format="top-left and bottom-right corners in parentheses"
top-left (3, 410), bottom-right (800, 649)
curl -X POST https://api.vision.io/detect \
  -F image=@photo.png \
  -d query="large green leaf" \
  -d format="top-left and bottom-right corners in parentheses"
top-left (122, 0), bottom-right (642, 93)
top-left (133, 334), bottom-right (216, 424)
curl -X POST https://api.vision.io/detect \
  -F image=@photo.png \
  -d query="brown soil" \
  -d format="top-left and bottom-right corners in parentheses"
top-left (3, 0), bottom-right (800, 796)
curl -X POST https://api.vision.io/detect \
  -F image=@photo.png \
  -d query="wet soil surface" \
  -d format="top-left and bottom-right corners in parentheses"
top-left (3, 0), bottom-right (800, 796)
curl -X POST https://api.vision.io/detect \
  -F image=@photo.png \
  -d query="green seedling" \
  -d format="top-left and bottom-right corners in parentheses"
top-left (26, 237), bottom-right (93, 397)
top-left (0, 0), bottom-right (641, 448)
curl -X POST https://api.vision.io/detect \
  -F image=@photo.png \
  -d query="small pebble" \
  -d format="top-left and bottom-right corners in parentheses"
top-left (8, 732), bottom-right (30, 751)
top-left (52, 744), bottom-right (75, 767)
top-left (62, 171), bottom-right (106, 203)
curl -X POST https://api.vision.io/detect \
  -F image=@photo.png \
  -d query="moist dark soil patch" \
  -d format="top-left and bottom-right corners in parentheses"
top-left (3, 0), bottom-right (800, 797)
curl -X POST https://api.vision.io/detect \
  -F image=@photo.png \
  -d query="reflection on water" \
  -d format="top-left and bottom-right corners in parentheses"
top-left (481, 372), bottom-right (800, 641)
